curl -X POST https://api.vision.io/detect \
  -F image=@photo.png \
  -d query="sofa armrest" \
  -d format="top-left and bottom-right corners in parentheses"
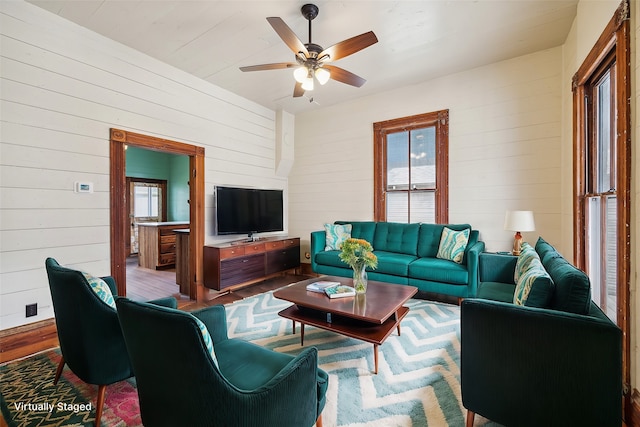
top-left (478, 252), bottom-right (517, 284)
top-left (464, 241), bottom-right (484, 297)
top-left (461, 299), bottom-right (621, 427)
top-left (310, 230), bottom-right (326, 272)
top-left (191, 305), bottom-right (229, 343)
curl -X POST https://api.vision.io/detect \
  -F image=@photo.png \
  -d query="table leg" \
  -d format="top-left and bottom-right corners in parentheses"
top-left (291, 319), bottom-right (296, 334)
top-left (373, 344), bottom-right (379, 374)
top-left (397, 324), bottom-right (401, 336)
top-left (301, 323), bottom-right (305, 346)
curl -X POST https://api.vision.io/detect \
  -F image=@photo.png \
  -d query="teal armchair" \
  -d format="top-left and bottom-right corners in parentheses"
top-left (116, 298), bottom-right (328, 427)
top-left (45, 257), bottom-right (176, 426)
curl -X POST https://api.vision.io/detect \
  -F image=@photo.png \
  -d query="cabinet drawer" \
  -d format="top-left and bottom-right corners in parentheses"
top-left (265, 246), bottom-right (300, 275)
top-left (160, 242), bottom-right (176, 254)
top-left (245, 243), bottom-right (265, 254)
top-left (159, 227), bottom-right (177, 236)
top-left (282, 238), bottom-right (299, 248)
top-left (220, 254), bottom-right (265, 289)
top-left (159, 253), bottom-right (176, 265)
top-left (219, 246), bottom-right (245, 260)
top-left (160, 235), bottom-right (176, 245)
top-left (265, 240), bottom-right (284, 251)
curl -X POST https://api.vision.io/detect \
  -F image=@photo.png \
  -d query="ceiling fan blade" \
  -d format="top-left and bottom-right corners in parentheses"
top-left (267, 17), bottom-right (309, 56)
top-left (239, 62), bottom-right (297, 72)
top-left (319, 31), bottom-right (378, 62)
top-left (293, 82), bottom-right (305, 97)
top-left (323, 65), bottom-right (366, 87)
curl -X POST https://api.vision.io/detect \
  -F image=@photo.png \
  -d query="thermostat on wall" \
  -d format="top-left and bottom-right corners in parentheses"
top-left (75, 182), bottom-right (94, 193)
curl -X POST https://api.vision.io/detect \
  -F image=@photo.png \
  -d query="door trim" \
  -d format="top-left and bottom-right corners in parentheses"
top-left (110, 128), bottom-right (205, 300)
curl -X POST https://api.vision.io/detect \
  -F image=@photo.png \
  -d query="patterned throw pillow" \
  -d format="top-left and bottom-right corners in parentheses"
top-left (436, 227), bottom-right (470, 264)
top-left (82, 272), bottom-right (116, 309)
top-left (194, 317), bottom-right (219, 368)
top-left (514, 243), bottom-right (538, 283)
top-left (513, 257), bottom-right (553, 306)
top-left (324, 223), bottom-right (352, 251)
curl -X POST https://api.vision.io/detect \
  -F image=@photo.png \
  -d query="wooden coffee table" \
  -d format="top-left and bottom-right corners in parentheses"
top-left (273, 276), bottom-right (418, 374)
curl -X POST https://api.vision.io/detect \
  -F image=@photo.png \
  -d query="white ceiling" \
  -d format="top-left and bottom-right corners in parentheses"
top-left (27, 0), bottom-right (578, 115)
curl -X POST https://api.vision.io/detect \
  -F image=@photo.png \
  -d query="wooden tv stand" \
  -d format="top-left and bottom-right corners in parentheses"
top-left (203, 237), bottom-right (300, 291)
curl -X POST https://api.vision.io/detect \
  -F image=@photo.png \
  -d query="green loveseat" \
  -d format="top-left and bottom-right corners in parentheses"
top-left (461, 237), bottom-right (622, 427)
top-left (310, 221), bottom-right (485, 298)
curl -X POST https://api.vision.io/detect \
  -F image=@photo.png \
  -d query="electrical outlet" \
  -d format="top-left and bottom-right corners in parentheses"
top-left (26, 303), bottom-right (37, 318)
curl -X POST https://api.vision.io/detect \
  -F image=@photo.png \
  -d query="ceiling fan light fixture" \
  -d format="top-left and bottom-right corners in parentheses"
top-left (293, 66), bottom-right (308, 83)
top-left (315, 67), bottom-right (330, 85)
top-left (302, 76), bottom-right (314, 91)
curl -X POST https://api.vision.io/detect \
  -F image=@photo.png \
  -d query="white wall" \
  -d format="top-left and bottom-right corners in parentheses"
top-left (0, 1), bottom-right (286, 330)
top-left (290, 47), bottom-right (563, 258)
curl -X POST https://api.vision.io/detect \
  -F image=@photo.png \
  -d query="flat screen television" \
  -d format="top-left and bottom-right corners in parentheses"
top-left (214, 186), bottom-right (284, 238)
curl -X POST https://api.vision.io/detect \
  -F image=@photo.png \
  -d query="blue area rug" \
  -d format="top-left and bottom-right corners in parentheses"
top-left (224, 291), bottom-right (498, 427)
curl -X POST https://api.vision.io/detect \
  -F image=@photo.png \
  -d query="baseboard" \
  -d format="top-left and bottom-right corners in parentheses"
top-left (0, 318), bottom-right (58, 364)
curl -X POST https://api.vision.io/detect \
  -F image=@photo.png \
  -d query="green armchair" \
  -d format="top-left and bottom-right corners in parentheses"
top-left (45, 257), bottom-right (176, 426)
top-left (116, 297), bottom-right (328, 427)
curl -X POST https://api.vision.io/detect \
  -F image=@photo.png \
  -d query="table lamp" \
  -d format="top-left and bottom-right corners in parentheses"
top-left (504, 210), bottom-right (535, 256)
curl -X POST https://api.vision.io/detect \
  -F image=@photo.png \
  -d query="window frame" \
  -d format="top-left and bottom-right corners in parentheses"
top-left (572, 0), bottom-right (630, 416)
top-left (373, 110), bottom-right (449, 223)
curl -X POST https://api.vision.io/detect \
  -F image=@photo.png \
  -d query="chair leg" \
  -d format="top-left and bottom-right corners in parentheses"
top-left (316, 413), bottom-right (323, 427)
top-left (54, 357), bottom-right (65, 385)
top-left (466, 409), bottom-right (475, 427)
top-left (95, 384), bottom-right (106, 427)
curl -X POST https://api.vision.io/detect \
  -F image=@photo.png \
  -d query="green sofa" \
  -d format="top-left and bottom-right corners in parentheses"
top-left (310, 221), bottom-right (485, 298)
top-left (461, 237), bottom-right (622, 427)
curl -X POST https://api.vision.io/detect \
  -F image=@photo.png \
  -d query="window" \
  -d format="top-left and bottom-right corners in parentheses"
top-left (374, 110), bottom-right (449, 223)
top-left (584, 62), bottom-right (617, 320)
top-left (572, 0), bottom-right (630, 413)
top-left (134, 183), bottom-right (161, 219)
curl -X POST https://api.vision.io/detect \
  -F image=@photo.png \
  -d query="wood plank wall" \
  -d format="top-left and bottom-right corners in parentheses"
top-left (0, 1), bottom-right (286, 331)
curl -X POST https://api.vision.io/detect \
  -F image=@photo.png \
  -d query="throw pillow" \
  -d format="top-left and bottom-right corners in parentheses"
top-left (82, 272), bottom-right (116, 309)
top-left (514, 242), bottom-right (538, 283)
top-left (513, 257), bottom-right (554, 307)
top-left (436, 227), bottom-right (470, 264)
top-left (324, 223), bottom-right (352, 251)
top-left (194, 317), bottom-right (219, 368)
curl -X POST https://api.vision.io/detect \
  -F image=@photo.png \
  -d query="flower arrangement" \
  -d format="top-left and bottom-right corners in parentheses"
top-left (339, 238), bottom-right (378, 270)
top-left (339, 238), bottom-right (377, 294)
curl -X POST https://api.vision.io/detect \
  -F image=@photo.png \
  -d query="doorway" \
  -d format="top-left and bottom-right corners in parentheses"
top-left (109, 128), bottom-right (205, 300)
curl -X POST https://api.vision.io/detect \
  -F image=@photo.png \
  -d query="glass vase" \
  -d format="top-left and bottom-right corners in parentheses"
top-left (352, 263), bottom-right (368, 294)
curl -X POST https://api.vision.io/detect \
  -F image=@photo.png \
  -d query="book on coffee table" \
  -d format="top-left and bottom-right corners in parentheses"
top-left (324, 285), bottom-right (356, 299)
top-left (306, 281), bottom-right (341, 293)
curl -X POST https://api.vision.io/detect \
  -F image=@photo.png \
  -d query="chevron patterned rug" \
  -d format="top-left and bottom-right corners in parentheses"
top-left (225, 291), bottom-right (498, 427)
top-left (0, 291), bottom-right (500, 427)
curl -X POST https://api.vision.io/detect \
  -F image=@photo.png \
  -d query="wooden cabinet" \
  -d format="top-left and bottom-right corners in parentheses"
top-left (138, 222), bottom-right (189, 269)
top-left (203, 237), bottom-right (300, 291)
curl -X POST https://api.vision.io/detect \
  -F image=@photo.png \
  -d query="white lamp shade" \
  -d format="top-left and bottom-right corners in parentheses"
top-left (504, 210), bottom-right (535, 232)
top-left (293, 67), bottom-right (308, 83)
top-left (315, 67), bottom-right (330, 85)
top-left (301, 76), bottom-right (314, 91)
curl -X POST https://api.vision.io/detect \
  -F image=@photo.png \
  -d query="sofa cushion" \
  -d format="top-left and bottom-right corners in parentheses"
top-left (477, 281), bottom-right (516, 303)
top-left (544, 256), bottom-right (591, 315)
top-left (513, 256), bottom-right (554, 307)
top-left (373, 222), bottom-right (420, 255)
top-left (215, 339), bottom-right (297, 390)
top-left (193, 317), bottom-right (218, 367)
top-left (372, 251), bottom-right (417, 276)
top-left (436, 227), bottom-right (470, 264)
top-left (408, 257), bottom-right (469, 285)
top-left (535, 236), bottom-right (563, 264)
top-left (335, 221), bottom-right (377, 244)
top-left (514, 243), bottom-right (538, 283)
top-left (417, 223), bottom-right (472, 258)
top-left (82, 272), bottom-right (116, 309)
top-left (314, 250), bottom-right (345, 268)
top-left (324, 223), bottom-right (351, 250)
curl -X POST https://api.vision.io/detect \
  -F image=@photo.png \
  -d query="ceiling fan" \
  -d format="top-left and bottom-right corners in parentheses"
top-left (239, 3), bottom-right (378, 98)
